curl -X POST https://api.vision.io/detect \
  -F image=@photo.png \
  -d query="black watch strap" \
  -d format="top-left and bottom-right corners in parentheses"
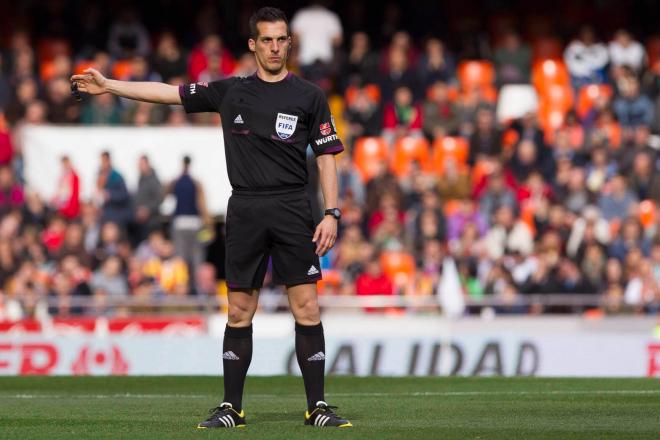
top-left (324, 208), bottom-right (341, 220)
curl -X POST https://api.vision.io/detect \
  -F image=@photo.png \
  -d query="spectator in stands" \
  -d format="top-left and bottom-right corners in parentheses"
top-left (478, 170), bottom-right (517, 222)
top-left (336, 154), bottom-right (365, 205)
top-left (613, 75), bottom-right (654, 129)
top-left (508, 139), bottom-right (548, 182)
top-left (379, 47), bottom-right (419, 103)
top-left (608, 218), bottom-right (651, 261)
top-left (436, 157), bottom-right (471, 202)
top-left (624, 257), bottom-right (659, 312)
top-left (423, 80), bottom-right (459, 138)
top-left (355, 255), bottom-right (394, 312)
top-left (608, 30), bottom-right (645, 74)
top-left (187, 35), bottom-right (235, 83)
top-left (166, 156), bottom-right (212, 278)
top-left (4, 78), bottom-right (38, 124)
top-left (96, 151), bottom-right (132, 229)
top-left (585, 147), bottom-right (617, 193)
top-left (133, 155), bottom-right (163, 243)
top-left (344, 84), bottom-right (382, 143)
top-left (107, 7), bottom-right (151, 59)
top-left (562, 166), bottom-right (591, 214)
top-left (90, 254), bottom-right (128, 298)
top-left (418, 38), bottom-right (455, 89)
top-left (446, 200), bottom-right (488, 243)
top-left (483, 205), bottom-right (534, 259)
top-left (382, 85), bottom-right (422, 141)
top-left (335, 224), bottom-right (367, 278)
top-left (494, 29), bottom-right (531, 85)
top-left (291, 2), bottom-right (343, 77)
top-left (143, 239), bottom-right (189, 295)
top-left (45, 77), bottom-right (79, 123)
top-left (232, 52), bottom-right (258, 78)
top-left (51, 156), bottom-right (80, 219)
top-left (81, 93), bottom-right (122, 125)
top-left (628, 151), bottom-right (660, 200)
top-left (341, 31), bottom-right (379, 88)
top-left (0, 166), bottom-right (23, 216)
top-left (598, 174), bottom-right (638, 222)
top-left (193, 262), bottom-right (217, 297)
top-left (556, 258), bottom-right (596, 294)
top-left (564, 26), bottom-right (609, 88)
top-left (152, 32), bottom-right (188, 83)
top-left (468, 106), bottom-right (501, 165)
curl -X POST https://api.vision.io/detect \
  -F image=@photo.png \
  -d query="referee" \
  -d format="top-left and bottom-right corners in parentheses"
top-left (71, 6), bottom-right (351, 429)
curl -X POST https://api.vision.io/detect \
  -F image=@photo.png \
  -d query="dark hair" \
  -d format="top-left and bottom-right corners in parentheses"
top-left (183, 155), bottom-right (191, 166)
top-left (249, 7), bottom-right (289, 39)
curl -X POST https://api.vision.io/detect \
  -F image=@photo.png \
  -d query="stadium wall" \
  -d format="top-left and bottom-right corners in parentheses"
top-left (21, 125), bottom-right (232, 215)
top-left (1, 315), bottom-right (658, 377)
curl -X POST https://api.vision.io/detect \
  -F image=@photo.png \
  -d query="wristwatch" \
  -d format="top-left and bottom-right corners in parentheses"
top-left (324, 208), bottom-right (341, 220)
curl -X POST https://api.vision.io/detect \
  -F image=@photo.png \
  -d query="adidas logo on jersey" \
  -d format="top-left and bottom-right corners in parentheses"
top-left (222, 351), bottom-right (240, 360)
top-left (307, 265), bottom-right (319, 276)
top-left (234, 114), bottom-right (244, 124)
top-left (307, 351), bottom-right (325, 361)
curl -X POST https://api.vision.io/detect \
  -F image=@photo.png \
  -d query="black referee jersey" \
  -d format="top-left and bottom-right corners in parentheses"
top-left (179, 72), bottom-right (344, 191)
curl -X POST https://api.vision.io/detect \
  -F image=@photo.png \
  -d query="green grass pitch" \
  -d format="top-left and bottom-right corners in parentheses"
top-left (1, 376), bottom-right (659, 439)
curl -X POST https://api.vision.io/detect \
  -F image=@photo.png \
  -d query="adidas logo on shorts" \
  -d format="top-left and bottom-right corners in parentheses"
top-left (234, 114), bottom-right (244, 124)
top-left (307, 351), bottom-right (325, 361)
top-left (307, 265), bottom-right (319, 276)
top-left (222, 351), bottom-right (240, 360)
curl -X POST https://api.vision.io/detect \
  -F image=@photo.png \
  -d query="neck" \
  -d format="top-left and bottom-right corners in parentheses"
top-left (256, 65), bottom-right (289, 82)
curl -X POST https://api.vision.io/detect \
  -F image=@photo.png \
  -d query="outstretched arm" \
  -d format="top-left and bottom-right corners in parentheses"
top-left (70, 68), bottom-right (181, 105)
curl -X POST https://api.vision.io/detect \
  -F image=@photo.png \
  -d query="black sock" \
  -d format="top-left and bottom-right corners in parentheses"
top-left (295, 322), bottom-right (326, 411)
top-left (222, 324), bottom-right (253, 411)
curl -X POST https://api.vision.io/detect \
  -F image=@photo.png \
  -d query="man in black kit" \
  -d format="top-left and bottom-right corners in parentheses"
top-left (71, 7), bottom-right (351, 429)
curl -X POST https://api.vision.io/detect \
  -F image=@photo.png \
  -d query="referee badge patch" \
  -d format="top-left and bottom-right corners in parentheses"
top-left (276, 113), bottom-right (298, 139)
top-left (320, 122), bottom-right (331, 136)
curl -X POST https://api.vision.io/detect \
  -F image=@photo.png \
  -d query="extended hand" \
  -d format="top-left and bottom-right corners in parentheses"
top-left (70, 68), bottom-right (108, 95)
top-left (312, 216), bottom-right (337, 256)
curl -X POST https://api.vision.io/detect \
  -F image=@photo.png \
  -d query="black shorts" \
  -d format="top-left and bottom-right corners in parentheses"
top-left (225, 188), bottom-right (322, 289)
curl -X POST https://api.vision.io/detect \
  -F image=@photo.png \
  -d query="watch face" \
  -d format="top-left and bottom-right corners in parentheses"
top-left (333, 208), bottom-right (341, 218)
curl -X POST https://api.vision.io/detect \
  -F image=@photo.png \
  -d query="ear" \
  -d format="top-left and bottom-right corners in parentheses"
top-left (248, 38), bottom-right (256, 53)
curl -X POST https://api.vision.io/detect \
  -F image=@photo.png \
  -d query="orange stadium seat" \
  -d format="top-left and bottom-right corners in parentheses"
top-left (390, 136), bottom-right (430, 177)
top-left (345, 84), bottom-right (381, 106)
top-left (457, 60), bottom-right (495, 91)
top-left (442, 199), bottom-right (463, 217)
top-left (39, 60), bottom-right (56, 82)
top-left (74, 60), bottom-right (96, 75)
top-left (541, 84), bottom-right (574, 113)
top-left (430, 136), bottom-right (469, 173)
top-left (328, 94), bottom-right (346, 141)
top-left (380, 250), bottom-right (416, 286)
top-left (112, 60), bottom-right (133, 80)
top-left (316, 269), bottom-right (342, 294)
top-left (353, 136), bottom-right (389, 182)
top-left (577, 84), bottom-right (613, 119)
top-left (502, 128), bottom-right (520, 150)
top-left (647, 36), bottom-right (660, 73)
top-left (37, 38), bottom-right (70, 62)
top-left (639, 200), bottom-right (656, 228)
top-left (531, 37), bottom-right (563, 61)
top-left (532, 59), bottom-right (570, 93)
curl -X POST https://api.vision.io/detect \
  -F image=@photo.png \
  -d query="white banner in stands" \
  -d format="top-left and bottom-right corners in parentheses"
top-left (1, 322), bottom-right (658, 377)
top-left (21, 125), bottom-right (232, 215)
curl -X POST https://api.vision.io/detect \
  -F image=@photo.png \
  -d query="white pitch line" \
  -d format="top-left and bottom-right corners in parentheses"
top-left (2, 390), bottom-right (660, 399)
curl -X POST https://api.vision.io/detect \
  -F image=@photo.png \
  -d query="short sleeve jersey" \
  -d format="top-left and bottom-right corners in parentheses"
top-left (179, 73), bottom-right (344, 190)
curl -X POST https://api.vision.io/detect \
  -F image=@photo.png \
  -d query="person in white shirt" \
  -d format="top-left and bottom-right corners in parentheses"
top-left (291, 2), bottom-right (343, 68)
top-left (608, 29), bottom-right (645, 73)
top-left (564, 26), bottom-right (609, 88)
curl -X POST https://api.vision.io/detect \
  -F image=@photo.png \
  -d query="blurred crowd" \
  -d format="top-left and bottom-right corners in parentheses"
top-left (1, 2), bottom-right (660, 317)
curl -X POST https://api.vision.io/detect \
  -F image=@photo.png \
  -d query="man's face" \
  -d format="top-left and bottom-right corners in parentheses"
top-left (249, 21), bottom-right (290, 75)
